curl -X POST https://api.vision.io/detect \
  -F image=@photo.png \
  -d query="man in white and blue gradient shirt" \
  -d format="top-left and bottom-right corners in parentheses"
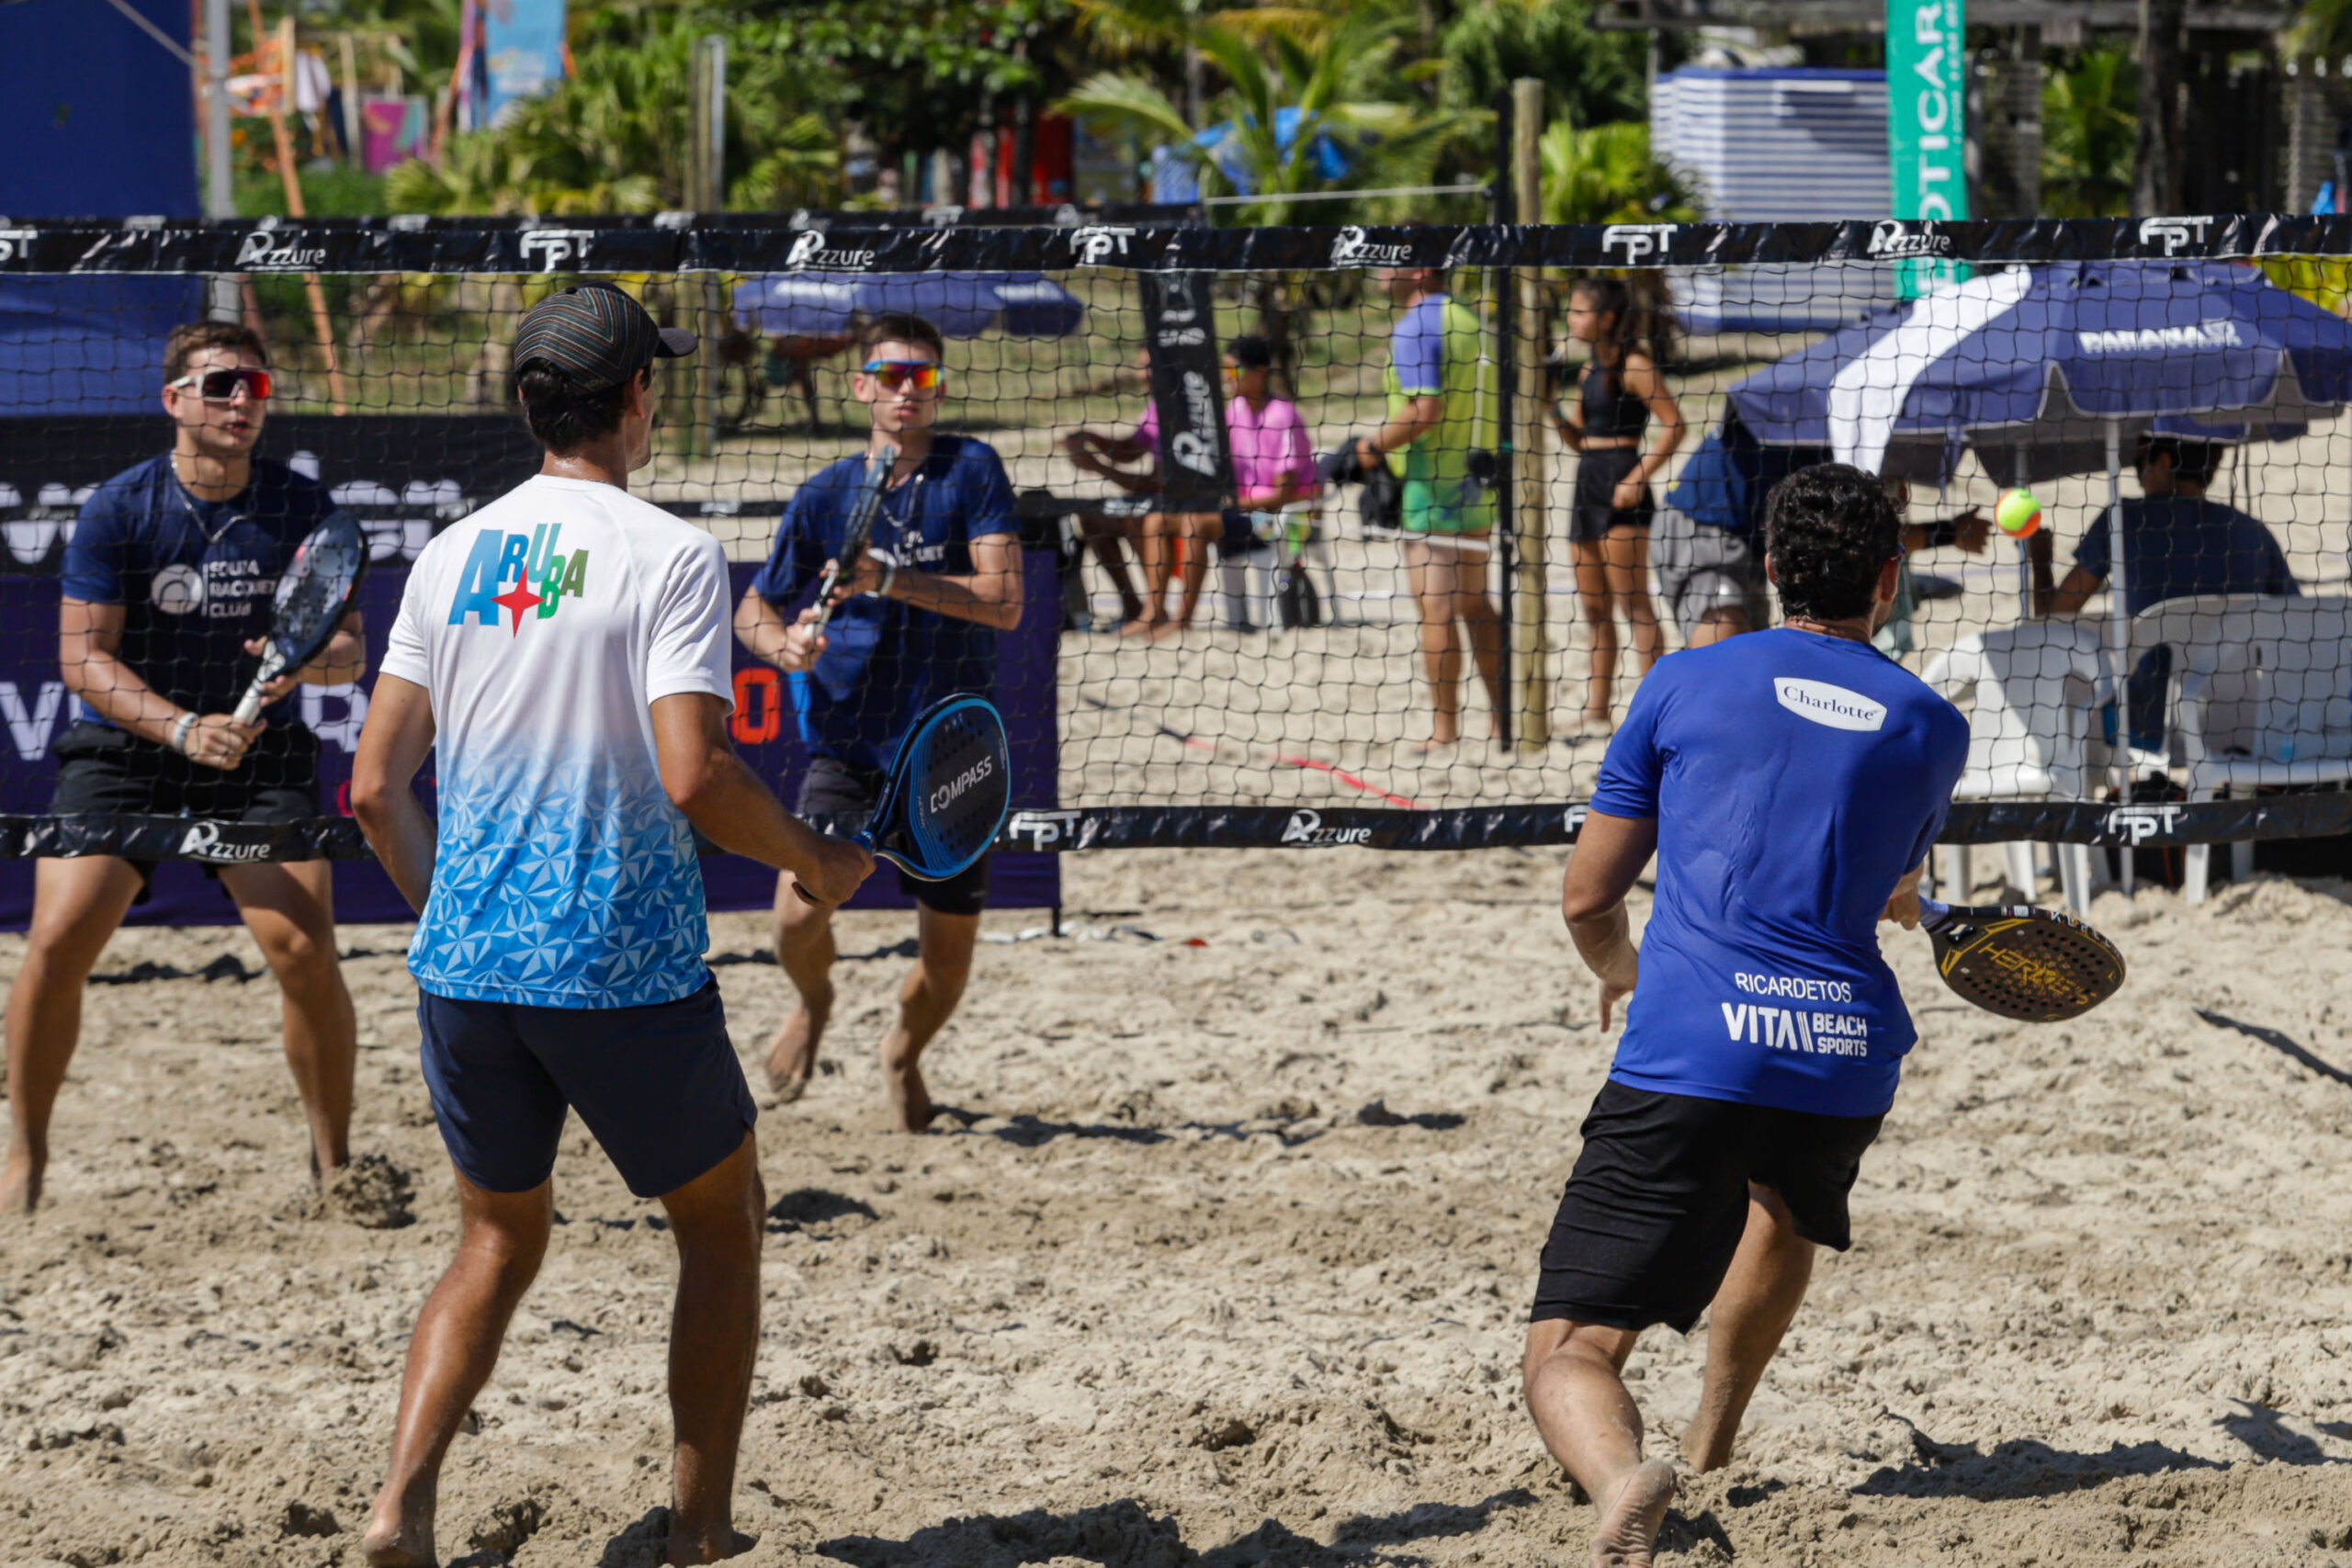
top-left (349, 283), bottom-right (870, 1568)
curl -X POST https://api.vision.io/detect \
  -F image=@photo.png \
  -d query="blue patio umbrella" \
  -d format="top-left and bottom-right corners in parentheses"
top-left (1724, 260), bottom-right (2352, 756)
top-left (730, 271), bottom-right (1085, 341)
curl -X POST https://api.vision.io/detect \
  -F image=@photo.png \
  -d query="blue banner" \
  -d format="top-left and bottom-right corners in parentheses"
top-left (483, 0), bottom-right (568, 126)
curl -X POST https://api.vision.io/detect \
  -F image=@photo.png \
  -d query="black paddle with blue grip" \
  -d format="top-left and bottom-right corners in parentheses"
top-left (793, 693), bottom-right (1012, 904)
top-left (233, 510), bottom-right (368, 724)
top-left (810, 442), bottom-right (898, 635)
top-left (1918, 898), bottom-right (2125, 1022)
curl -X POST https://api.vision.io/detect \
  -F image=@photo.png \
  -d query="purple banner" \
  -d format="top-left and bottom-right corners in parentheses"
top-left (0, 554), bottom-right (1061, 929)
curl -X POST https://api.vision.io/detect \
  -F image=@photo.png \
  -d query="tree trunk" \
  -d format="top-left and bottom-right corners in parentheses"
top-left (2133, 0), bottom-right (2187, 212)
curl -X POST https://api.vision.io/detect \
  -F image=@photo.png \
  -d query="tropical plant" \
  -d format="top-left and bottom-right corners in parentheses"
top-left (1537, 118), bottom-right (1696, 225)
top-left (2041, 49), bottom-right (2137, 219)
top-left (1057, 15), bottom-right (1476, 226)
top-left (2289, 0), bottom-right (2352, 61)
top-left (1440, 0), bottom-right (1650, 130)
top-left (387, 8), bottom-right (843, 214)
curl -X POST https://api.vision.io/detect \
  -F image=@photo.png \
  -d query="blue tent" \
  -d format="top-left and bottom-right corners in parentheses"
top-left (732, 272), bottom-right (1085, 342)
top-left (0, 276), bottom-right (200, 417)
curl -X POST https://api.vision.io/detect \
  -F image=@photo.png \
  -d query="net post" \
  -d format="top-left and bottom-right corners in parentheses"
top-left (690, 35), bottom-right (729, 460)
top-left (201, 0), bottom-right (237, 322)
top-left (1491, 89), bottom-right (1516, 750)
top-left (1509, 77), bottom-right (1551, 750)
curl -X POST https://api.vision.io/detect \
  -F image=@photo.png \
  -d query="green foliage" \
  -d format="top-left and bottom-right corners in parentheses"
top-left (2290, 0), bottom-right (2352, 62)
top-left (2041, 49), bottom-right (2137, 220)
top-left (1439, 0), bottom-right (1648, 129)
top-left (236, 166), bottom-right (390, 219)
top-left (1057, 14), bottom-right (1476, 225)
top-left (1536, 118), bottom-right (1695, 225)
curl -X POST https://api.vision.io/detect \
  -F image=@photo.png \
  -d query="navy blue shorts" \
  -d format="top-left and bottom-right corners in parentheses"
top-left (417, 979), bottom-right (756, 1199)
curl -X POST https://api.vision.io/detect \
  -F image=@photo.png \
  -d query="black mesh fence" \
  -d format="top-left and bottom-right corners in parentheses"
top-left (4, 214), bottom-right (2351, 891)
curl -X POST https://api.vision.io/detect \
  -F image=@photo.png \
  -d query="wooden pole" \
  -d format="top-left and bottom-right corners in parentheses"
top-left (690, 34), bottom-right (728, 458)
top-left (255, 6), bottom-right (348, 412)
top-left (1510, 77), bottom-right (1550, 750)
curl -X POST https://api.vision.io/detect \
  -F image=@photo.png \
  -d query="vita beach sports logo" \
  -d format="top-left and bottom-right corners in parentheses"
top-left (447, 525), bottom-right (590, 633)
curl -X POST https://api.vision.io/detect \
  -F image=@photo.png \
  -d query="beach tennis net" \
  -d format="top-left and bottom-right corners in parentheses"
top-left (3, 215), bottom-right (2351, 858)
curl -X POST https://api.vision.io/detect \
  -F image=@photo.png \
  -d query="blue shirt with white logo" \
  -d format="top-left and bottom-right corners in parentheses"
top-left (62, 456), bottom-right (333, 727)
top-left (1590, 628), bottom-right (1969, 1117)
top-left (751, 434), bottom-right (1017, 773)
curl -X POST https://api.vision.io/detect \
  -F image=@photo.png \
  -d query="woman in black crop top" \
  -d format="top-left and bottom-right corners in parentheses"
top-left (1551, 277), bottom-right (1685, 733)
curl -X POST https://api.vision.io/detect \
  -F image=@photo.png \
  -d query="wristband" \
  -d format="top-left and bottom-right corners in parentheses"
top-left (876, 559), bottom-right (897, 599)
top-left (170, 713), bottom-right (197, 755)
top-left (1925, 518), bottom-right (1960, 549)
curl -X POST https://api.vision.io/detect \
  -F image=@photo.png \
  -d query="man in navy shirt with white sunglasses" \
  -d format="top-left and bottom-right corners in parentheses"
top-left (736, 311), bottom-right (1023, 1132)
top-left (3, 321), bottom-right (366, 1214)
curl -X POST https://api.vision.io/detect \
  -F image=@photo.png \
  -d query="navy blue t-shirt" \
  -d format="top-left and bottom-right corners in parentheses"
top-left (62, 456), bottom-right (335, 727)
top-left (750, 434), bottom-right (1017, 772)
top-left (2073, 497), bottom-right (2296, 616)
top-left (1591, 628), bottom-right (1970, 1118)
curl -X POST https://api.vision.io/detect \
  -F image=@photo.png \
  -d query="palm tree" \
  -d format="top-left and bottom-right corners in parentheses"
top-left (1057, 15), bottom-right (1474, 226)
top-left (2041, 50), bottom-right (2137, 219)
top-left (1537, 118), bottom-right (1697, 225)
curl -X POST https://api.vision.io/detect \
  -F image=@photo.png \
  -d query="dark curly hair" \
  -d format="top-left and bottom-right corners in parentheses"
top-left (1763, 463), bottom-right (1902, 623)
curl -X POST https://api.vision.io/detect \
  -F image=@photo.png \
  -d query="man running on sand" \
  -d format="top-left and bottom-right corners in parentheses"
top-left (735, 312), bottom-right (1023, 1133)
top-left (350, 283), bottom-right (871, 1567)
top-left (1526, 464), bottom-right (1967, 1565)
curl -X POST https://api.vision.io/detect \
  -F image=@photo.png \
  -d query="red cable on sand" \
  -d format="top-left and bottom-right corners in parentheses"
top-left (1087, 699), bottom-right (1421, 810)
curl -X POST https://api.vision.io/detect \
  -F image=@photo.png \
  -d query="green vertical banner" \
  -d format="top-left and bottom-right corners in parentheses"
top-left (1887, 0), bottom-right (1969, 296)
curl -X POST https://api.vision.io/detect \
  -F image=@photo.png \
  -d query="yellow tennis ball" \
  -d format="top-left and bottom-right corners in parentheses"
top-left (1996, 488), bottom-right (2042, 538)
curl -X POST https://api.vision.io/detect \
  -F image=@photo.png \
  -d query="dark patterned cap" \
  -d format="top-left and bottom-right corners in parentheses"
top-left (512, 282), bottom-right (695, 392)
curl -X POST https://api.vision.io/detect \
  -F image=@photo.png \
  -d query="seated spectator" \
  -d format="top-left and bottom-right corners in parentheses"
top-left (1061, 335), bottom-right (1317, 637)
top-left (2041, 434), bottom-right (2298, 749)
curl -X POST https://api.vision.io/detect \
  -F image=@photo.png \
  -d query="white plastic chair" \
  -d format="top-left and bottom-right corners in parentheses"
top-left (1923, 620), bottom-right (2111, 914)
top-left (1216, 498), bottom-right (1334, 631)
top-left (2129, 594), bottom-right (2352, 903)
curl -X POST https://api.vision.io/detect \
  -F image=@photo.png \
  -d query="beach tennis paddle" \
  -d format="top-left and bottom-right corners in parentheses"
top-left (1918, 898), bottom-right (2125, 1022)
top-left (232, 510), bottom-right (368, 724)
top-left (810, 442), bottom-right (899, 635)
top-left (793, 693), bottom-right (1012, 904)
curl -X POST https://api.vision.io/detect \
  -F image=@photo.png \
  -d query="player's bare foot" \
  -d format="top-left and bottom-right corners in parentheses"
top-left (0, 1146), bottom-right (43, 1216)
top-left (1589, 1459), bottom-right (1676, 1568)
top-left (764, 985), bottom-right (833, 1100)
top-left (1117, 615), bottom-right (1159, 638)
top-left (1148, 618), bottom-right (1192, 641)
top-left (880, 1043), bottom-right (934, 1133)
top-left (360, 1492), bottom-right (435, 1568)
top-left (666, 1526), bottom-right (755, 1565)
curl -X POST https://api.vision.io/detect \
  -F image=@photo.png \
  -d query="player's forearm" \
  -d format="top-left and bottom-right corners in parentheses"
top-left (353, 784), bottom-right (436, 913)
top-left (1567, 904), bottom-right (1641, 994)
top-left (300, 626), bottom-right (368, 686)
top-left (735, 595), bottom-right (797, 669)
top-left (670, 749), bottom-right (834, 880)
top-left (63, 650), bottom-right (187, 746)
top-left (888, 571), bottom-right (1023, 631)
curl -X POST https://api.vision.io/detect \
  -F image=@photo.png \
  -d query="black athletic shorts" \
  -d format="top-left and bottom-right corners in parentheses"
top-left (47, 720), bottom-right (321, 897)
top-left (795, 754), bottom-right (989, 917)
top-left (1531, 1081), bottom-right (1885, 1334)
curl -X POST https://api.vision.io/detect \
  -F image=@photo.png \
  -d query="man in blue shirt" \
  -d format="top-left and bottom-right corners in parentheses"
top-left (3, 321), bottom-right (366, 1214)
top-left (736, 313), bottom-right (1023, 1132)
top-left (2043, 435), bottom-right (2297, 750)
top-left (1525, 465), bottom-right (1967, 1566)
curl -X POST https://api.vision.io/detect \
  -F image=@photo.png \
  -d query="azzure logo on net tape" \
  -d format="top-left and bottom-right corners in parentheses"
top-left (1003, 809), bottom-right (1083, 849)
top-left (1070, 226), bottom-right (1138, 266)
top-left (176, 820), bottom-right (276, 864)
top-left (2138, 217), bottom-right (2215, 256)
top-left (784, 229), bottom-right (878, 271)
top-left (519, 230), bottom-right (595, 272)
top-left (1280, 809), bottom-right (1374, 847)
top-left (1600, 224), bottom-right (1679, 264)
top-left (1329, 226), bottom-right (1414, 268)
top-left (235, 231), bottom-right (330, 271)
top-left (1865, 220), bottom-right (1954, 259)
top-left (2104, 804), bottom-right (2186, 845)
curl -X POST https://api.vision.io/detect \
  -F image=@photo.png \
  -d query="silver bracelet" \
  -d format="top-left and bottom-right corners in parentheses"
top-left (169, 713), bottom-right (197, 754)
top-left (876, 559), bottom-right (897, 599)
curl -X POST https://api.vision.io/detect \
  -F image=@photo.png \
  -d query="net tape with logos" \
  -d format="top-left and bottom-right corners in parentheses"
top-left (2, 214), bottom-right (2349, 863)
